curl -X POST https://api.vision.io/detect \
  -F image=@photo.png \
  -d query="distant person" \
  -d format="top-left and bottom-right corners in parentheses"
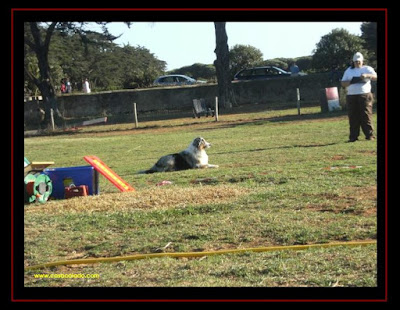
top-left (83, 78), bottom-right (91, 93)
top-left (60, 79), bottom-right (66, 94)
top-left (341, 52), bottom-right (377, 142)
top-left (65, 78), bottom-right (72, 93)
top-left (289, 62), bottom-right (300, 76)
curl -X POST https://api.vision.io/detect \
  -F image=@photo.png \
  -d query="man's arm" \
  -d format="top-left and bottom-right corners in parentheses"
top-left (361, 73), bottom-right (377, 81)
top-left (341, 80), bottom-right (351, 88)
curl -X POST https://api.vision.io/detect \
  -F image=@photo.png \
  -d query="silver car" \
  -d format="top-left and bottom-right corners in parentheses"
top-left (153, 74), bottom-right (203, 86)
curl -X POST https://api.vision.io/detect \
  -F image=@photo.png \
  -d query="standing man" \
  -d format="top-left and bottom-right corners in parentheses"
top-left (289, 62), bottom-right (300, 76)
top-left (341, 52), bottom-right (377, 142)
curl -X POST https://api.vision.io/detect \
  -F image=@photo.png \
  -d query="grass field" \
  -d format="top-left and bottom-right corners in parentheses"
top-left (23, 105), bottom-right (378, 288)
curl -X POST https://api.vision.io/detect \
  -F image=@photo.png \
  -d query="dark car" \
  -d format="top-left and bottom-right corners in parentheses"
top-left (153, 74), bottom-right (205, 86)
top-left (233, 66), bottom-right (291, 81)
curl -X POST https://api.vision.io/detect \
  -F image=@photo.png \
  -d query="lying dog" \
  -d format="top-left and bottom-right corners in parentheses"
top-left (138, 137), bottom-right (219, 174)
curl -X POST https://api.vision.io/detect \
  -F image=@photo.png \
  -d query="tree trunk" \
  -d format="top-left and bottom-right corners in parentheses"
top-left (28, 22), bottom-right (63, 129)
top-left (214, 22), bottom-right (235, 109)
top-left (37, 79), bottom-right (62, 128)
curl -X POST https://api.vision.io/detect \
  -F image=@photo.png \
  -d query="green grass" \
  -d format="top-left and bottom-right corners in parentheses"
top-left (23, 106), bottom-right (378, 287)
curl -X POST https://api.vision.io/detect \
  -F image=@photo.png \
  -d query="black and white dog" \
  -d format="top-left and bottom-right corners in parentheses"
top-left (138, 137), bottom-right (219, 174)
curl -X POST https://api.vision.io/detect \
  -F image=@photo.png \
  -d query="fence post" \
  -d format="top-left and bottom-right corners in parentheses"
top-left (50, 108), bottom-right (55, 131)
top-left (215, 97), bottom-right (219, 122)
top-left (133, 102), bottom-right (138, 128)
top-left (296, 88), bottom-right (301, 116)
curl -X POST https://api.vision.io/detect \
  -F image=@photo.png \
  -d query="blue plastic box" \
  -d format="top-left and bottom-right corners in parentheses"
top-left (44, 165), bottom-right (99, 199)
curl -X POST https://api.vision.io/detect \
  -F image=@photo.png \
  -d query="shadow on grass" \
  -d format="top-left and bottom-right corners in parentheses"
top-left (213, 142), bottom-right (339, 157)
top-left (201, 110), bottom-right (348, 132)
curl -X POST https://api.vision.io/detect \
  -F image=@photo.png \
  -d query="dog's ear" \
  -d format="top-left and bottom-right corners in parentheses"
top-left (193, 137), bottom-right (202, 148)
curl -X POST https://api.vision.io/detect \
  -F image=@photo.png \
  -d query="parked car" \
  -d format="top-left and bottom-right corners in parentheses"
top-left (233, 66), bottom-right (292, 81)
top-left (153, 74), bottom-right (205, 86)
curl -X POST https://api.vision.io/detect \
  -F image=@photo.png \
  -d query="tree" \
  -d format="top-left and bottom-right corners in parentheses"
top-left (294, 56), bottom-right (313, 73)
top-left (361, 22), bottom-right (377, 68)
top-left (312, 28), bottom-right (367, 72)
top-left (25, 24), bottom-right (166, 96)
top-left (168, 63), bottom-right (216, 81)
top-left (119, 45), bottom-right (166, 88)
top-left (24, 22), bottom-right (62, 128)
top-left (24, 22), bottom-right (122, 128)
top-left (214, 22), bottom-right (235, 109)
top-left (229, 44), bottom-right (263, 78)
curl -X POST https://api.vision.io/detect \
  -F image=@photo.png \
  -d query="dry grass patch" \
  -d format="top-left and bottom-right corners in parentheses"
top-left (25, 184), bottom-right (251, 215)
top-left (305, 185), bottom-right (377, 216)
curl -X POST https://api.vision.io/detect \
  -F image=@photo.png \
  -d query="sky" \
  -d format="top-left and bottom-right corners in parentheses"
top-left (93, 22), bottom-right (363, 71)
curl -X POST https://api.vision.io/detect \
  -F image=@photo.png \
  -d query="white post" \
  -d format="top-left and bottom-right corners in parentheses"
top-left (133, 102), bottom-right (138, 128)
top-left (215, 97), bottom-right (219, 122)
top-left (50, 108), bottom-right (55, 131)
top-left (296, 88), bottom-right (301, 116)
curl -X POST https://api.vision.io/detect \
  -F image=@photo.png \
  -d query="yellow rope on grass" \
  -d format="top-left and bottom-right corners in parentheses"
top-left (25, 240), bottom-right (376, 271)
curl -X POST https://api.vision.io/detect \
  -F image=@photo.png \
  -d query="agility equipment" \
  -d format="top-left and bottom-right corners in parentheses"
top-left (24, 157), bottom-right (54, 175)
top-left (320, 87), bottom-right (341, 112)
top-left (24, 173), bottom-right (53, 203)
top-left (24, 157), bottom-right (54, 203)
top-left (43, 165), bottom-right (99, 199)
top-left (64, 185), bottom-right (89, 199)
top-left (62, 117), bottom-right (108, 132)
top-left (83, 155), bottom-right (135, 192)
top-left (25, 240), bottom-right (376, 270)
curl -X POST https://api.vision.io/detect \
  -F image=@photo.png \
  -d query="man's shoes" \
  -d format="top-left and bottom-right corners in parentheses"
top-left (366, 136), bottom-right (376, 140)
top-left (347, 138), bottom-right (358, 143)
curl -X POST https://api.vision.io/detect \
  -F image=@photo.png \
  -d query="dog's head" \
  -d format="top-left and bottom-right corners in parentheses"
top-left (192, 137), bottom-right (211, 150)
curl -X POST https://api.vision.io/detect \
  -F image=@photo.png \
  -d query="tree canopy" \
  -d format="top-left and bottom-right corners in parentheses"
top-left (360, 22), bottom-right (377, 68)
top-left (229, 44), bottom-right (264, 77)
top-left (311, 28), bottom-right (368, 71)
top-left (24, 23), bottom-right (166, 95)
top-left (168, 63), bottom-right (216, 81)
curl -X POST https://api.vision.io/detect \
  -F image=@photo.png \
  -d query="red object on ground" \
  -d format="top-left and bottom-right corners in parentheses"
top-left (83, 155), bottom-right (135, 192)
top-left (65, 185), bottom-right (89, 199)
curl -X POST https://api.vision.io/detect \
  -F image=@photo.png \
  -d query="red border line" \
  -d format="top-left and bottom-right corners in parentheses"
top-left (384, 7), bottom-right (388, 302)
top-left (11, 7), bottom-right (388, 12)
top-left (10, 7), bottom-right (14, 303)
